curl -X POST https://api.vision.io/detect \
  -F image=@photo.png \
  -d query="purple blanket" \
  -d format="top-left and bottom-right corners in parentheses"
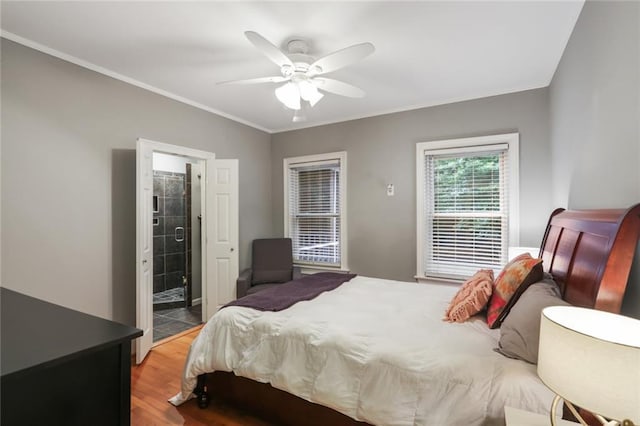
top-left (223, 272), bottom-right (357, 312)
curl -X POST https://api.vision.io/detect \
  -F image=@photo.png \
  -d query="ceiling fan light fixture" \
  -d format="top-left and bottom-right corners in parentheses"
top-left (298, 80), bottom-right (324, 107)
top-left (275, 82), bottom-right (301, 110)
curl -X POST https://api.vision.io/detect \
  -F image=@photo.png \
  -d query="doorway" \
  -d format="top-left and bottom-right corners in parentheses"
top-left (151, 153), bottom-right (202, 342)
top-left (136, 138), bottom-right (239, 364)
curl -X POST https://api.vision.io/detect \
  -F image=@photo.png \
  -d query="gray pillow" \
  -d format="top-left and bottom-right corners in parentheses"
top-left (495, 276), bottom-right (569, 364)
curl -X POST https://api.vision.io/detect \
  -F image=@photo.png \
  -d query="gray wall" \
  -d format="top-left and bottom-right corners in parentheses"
top-left (1, 39), bottom-right (272, 325)
top-left (549, 1), bottom-right (640, 318)
top-left (3, 0), bottom-right (638, 323)
top-left (271, 88), bottom-right (552, 282)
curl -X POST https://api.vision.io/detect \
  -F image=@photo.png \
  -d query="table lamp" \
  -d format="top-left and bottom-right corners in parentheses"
top-left (537, 306), bottom-right (640, 426)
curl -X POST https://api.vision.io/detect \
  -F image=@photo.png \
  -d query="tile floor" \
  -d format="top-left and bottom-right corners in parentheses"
top-left (153, 304), bottom-right (202, 342)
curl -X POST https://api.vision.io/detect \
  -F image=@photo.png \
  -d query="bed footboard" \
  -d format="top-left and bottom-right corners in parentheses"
top-left (198, 371), bottom-right (370, 426)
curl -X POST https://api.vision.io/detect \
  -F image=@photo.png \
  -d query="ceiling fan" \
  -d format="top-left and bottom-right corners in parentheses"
top-left (219, 31), bottom-right (375, 121)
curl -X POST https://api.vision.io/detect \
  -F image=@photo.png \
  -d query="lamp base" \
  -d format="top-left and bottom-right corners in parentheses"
top-left (551, 395), bottom-right (587, 426)
top-left (549, 395), bottom-right (635, 426)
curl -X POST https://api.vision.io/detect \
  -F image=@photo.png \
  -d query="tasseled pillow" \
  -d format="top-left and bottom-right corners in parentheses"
top-left (443, 269), bottom-right (494, 323)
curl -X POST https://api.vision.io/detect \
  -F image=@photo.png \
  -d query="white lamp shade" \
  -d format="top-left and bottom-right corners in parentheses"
top-left (298, 80), bottom-right (324, 107)
top-left (538, 306), bottom-right (640, 423)
top-left (275, 82), bottom-right (301, 110)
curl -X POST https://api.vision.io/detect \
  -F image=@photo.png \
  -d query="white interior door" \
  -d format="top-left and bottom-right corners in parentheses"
top-left (135, 140), bottom-right (154, 364)
top-left (205, 159), bottom-right (239, 319)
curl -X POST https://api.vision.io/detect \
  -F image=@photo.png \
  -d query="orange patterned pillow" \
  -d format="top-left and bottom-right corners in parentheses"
top-left (443, 269), bottom-right (494, 323)
top-left (486, 253), bottom-right (543, 329)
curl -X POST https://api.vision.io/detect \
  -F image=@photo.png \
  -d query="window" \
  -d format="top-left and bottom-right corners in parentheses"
top-left (416, 134), bottom-right (519, 280)
top-left (284, 151), bottom-right (347, 269)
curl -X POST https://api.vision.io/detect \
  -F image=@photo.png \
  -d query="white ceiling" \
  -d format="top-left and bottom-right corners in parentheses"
top-left (1, 1), bottom-right (583, 133)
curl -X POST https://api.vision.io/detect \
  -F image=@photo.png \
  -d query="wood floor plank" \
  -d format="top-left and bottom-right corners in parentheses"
top-left (131, 329), bottom-right (273, 425)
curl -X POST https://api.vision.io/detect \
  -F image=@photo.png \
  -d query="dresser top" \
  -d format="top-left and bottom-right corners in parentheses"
top-left (1, 288), bottom-right (142, 379)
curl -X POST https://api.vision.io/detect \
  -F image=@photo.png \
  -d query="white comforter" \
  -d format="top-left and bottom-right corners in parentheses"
top-left (170, 276), bottom-right (554, 426)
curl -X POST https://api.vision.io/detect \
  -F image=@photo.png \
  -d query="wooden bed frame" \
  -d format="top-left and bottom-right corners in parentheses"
top-left (193, 205), bottom-right (640, 426)
top-left (540, 205), bottom-right (640, 312)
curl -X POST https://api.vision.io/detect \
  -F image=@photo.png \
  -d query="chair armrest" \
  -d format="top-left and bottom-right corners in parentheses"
top-left (236, 268), bottom-right (252, 299)
top-left (292, 266), bottom-right (304, 280)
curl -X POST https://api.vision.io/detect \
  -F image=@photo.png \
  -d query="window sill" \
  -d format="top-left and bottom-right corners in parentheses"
top-left (415, 275), bottom-right (463, 285)
top-left (298, 265), bottom-right (351, 275)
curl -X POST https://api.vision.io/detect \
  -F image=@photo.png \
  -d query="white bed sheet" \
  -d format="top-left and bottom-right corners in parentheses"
top-left (170, 276), bottom-right (554, 426)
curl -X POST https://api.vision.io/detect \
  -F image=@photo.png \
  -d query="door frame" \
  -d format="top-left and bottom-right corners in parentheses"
top-left (136, 138), bottom-right (215, 364)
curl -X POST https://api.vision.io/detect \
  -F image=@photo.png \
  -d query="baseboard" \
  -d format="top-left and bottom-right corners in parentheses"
top-left (192, 297), bottom-right (202, 306)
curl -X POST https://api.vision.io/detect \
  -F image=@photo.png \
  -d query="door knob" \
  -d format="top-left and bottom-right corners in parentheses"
top-left (230, 247), bottom-right (235, 252)
top-left (142, 259), bottom-right (148, 264)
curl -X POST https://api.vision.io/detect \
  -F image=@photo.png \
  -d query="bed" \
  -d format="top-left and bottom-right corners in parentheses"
top-left (170, 205), bottom-right (640, 426)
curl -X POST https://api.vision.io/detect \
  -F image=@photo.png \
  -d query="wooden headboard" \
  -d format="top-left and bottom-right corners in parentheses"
top-left (538, 204), bottom-right (640, 313)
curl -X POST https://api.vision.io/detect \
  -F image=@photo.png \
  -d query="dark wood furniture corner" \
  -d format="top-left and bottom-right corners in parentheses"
top-left (1, 288), bottom-right (142, 426)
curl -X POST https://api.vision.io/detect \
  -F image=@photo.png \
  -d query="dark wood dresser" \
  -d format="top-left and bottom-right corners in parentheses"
top-left (1, 288), bottom-right (142, 426)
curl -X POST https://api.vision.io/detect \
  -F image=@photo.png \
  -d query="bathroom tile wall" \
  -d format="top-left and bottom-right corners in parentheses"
top-left (153, 170), bottom-right (186, 297)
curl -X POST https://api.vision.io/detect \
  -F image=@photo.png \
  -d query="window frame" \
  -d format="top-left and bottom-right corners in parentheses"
top-left (284, 151), bottom-right (348, 271)
top-left (415, 133), bottom-right (519, 282)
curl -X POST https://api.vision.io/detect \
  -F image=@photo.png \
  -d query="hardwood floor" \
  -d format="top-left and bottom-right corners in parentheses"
top-left (131, 327), bottom-right (273, 425)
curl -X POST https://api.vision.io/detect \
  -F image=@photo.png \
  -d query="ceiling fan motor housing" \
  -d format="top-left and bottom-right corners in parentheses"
top-left (284, 39), bottom-right (323, 75)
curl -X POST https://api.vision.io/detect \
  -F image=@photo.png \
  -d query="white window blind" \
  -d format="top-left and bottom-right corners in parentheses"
top-left (423, 143), bottom-right (510, 279)
top-left (288, 159), bottom-right (342, 266)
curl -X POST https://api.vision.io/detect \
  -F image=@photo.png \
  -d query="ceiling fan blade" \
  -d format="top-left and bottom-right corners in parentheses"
top-left (308, 42), bottom-right (375, 75)
top-left (313, 78), bottom-right (366, 98)
top-left (245, 31), bottom-right (293, 68)
top-left (217, 76), bottom-right (288, 85)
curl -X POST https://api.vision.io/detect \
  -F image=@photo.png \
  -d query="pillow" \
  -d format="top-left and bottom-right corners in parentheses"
top-left (443, 269), bottom-right (494, 323)
top-left (486, 253), bottom-right (543, 328)
top-left (495, 276), bottom-right (570, 364)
